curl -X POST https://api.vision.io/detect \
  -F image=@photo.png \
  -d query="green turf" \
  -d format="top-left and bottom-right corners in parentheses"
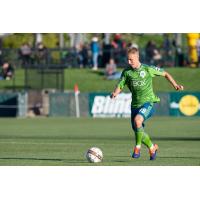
top-left (0, 117), bottom-right (199, 166)
top-left (65, 68), bottom-right (200, 92)
top-left (1, 68), bottom-right (200, 92)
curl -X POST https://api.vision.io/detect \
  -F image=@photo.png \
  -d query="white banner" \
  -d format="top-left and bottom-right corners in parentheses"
top-left (91, 93), bottom-right (132, 118)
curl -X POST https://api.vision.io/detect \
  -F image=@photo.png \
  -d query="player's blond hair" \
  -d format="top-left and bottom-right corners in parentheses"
top-left (127, 47), bottom-right (139, 55)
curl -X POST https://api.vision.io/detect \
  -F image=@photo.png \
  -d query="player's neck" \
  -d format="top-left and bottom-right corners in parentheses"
top-left (132, 62), bottom-right (141, 70)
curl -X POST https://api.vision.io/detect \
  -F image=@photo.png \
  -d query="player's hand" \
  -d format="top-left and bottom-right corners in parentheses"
top-left (174, 84), bottom-right (184, 91)
top-left (110, 92), bottom-right (117, 99)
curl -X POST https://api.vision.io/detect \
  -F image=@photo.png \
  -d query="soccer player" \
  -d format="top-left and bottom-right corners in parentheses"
top-left (110, 47), bottom-right (184, 160)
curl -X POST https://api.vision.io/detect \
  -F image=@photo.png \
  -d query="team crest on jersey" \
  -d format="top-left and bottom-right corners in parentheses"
top-left (140, 71), bottom-right (146, 78)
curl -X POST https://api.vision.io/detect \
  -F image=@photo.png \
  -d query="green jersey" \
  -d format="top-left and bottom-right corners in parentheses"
top-left (117, 63), bottom-right (165, 108)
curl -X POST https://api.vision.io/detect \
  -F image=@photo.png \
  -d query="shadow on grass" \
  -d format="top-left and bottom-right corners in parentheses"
top-left (111, 155), bottom-right (131, 163)
top-left (0, 157), bottom-right (63, 162)
top-left (158, 156), bottom-right (200, 160)
top-left (0, 157), bottom-right (131, 164)
top-left (0, 157), bottom-right (90, 164)
top-left (111, 160), bottom-right (128, 163)
top-left (152, 137), bottom-right (200, 141)
top-left (89, 69), bottom-right (105, 76)
top-left (1, 135), bottom-right (200, 142)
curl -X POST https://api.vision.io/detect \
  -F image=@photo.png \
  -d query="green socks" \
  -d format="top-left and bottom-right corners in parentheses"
top-left (135, 127), bottom-right (153, 148)
top-left (142, 132), bottom-right (153, 148)
top-left (135, 127), bottom-right (144, 146)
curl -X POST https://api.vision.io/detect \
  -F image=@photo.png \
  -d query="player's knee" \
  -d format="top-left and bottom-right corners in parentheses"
top-left (134, 118), bottom-right (142, 128)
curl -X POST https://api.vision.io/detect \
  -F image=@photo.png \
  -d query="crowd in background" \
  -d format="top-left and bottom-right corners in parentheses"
top-left (0, 33), bottom-right (200, 81)
top-left (66, 33), bottom-right (195, 71)
top-left (18, 42), bottom-right (48, 66)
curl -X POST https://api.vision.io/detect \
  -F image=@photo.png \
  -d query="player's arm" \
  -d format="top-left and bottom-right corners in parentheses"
top-left (110, 86), bottom-right (122, 99)
top-left (110, 70), bottom-right (126, 99)
top-left (148, 66), bottom-right (184, 91)
top-left (162, 71), bottom-right (184, 91)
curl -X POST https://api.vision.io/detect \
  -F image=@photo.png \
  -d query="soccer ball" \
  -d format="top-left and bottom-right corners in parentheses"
top-left (85, 147), bottom-right (103, 163)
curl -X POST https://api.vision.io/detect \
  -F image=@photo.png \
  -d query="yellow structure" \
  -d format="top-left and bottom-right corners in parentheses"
top-left (187, 33), bottom-right (199, 67)
top-left (179, 95), bottom-right (199, 116)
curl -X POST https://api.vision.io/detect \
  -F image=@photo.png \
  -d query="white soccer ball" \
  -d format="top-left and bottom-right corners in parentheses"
top-left (86, 147), bottom-right (103, 163)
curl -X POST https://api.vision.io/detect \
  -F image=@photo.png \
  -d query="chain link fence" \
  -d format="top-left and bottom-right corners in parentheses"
top-left (0, 47), bottom-right (190, 69)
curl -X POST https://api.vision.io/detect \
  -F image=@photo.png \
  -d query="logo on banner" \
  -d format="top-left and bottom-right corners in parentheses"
top-left (91, 93), bottom-right (131, 117)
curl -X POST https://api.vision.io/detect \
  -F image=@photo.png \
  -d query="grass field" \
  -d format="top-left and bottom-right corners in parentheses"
top-left (0, 117), bottom-right (199, 166)
top-left (1, 68), bottom-right (200, 92)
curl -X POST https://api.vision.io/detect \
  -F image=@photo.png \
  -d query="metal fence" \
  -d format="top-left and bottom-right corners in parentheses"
top-left (0, 46), bottom-right (190, 69)
top-left (25, 67), bottom-right (65, 91)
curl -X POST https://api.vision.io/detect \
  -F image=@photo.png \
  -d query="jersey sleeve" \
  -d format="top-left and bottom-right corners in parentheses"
top-left (148, 65), bottom-right (165, 77)
top-left (117, 70), bottom-right (127, 89)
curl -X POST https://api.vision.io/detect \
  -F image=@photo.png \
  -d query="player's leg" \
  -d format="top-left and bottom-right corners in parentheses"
top-left (131, 108), bottom-right (141, 158)
top-left (131, 114), bottom-right (144, 158)
top-left (133, 104), bottom-right (152, 149)
top-left (142, 131), bottom-right (158, 160)
top-left (134, 114), bottom-right (145, 148)
top-left (138, 103), bottom-right (158, 160)
top-left (131, 102), bottom-right (158, 160)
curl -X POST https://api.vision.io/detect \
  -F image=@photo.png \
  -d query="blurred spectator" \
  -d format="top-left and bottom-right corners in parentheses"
top-left (162, 34), bottom-right (174, 66)
top-left (91, 36), bottom-right (100, 70)
top-left (61, 49), bottom-right (69, 65)
top-left (197, 37), bottom-right (200, 67)
top-left (35, 42), bottom-right (48, 65)
top-left (0, 38), bottom-right (2, 66)
top-left (172, 39), bottom-right (185, 67)
top-left (175, 46), bottom-right (185, 67)
top-left (105, 58), bottom-right (121, 80)
top-left (19, 43), bottom-right (32, 66)
top-left (163, 34), bottom-right (172, 56)
top-left (101, 33), bottom-right (112, 68)
top-left (79, 43), bottom-right (89, 68)
top-left (153, 49), bottom-right (162, 66)
top-left (0, 62), bottom-right (14, 80)
top-left (111, 34), bottom-right (126, 65)
top-left (102, 42), bottom-right (112, 68)
top-left (75, 44), bottom-right (84, 68)
top-left (145, 40), bottom-right (157, 64)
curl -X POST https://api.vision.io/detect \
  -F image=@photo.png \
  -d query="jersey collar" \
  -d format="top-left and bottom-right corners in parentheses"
top-left (131, 63), bottom-right (142, 71)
